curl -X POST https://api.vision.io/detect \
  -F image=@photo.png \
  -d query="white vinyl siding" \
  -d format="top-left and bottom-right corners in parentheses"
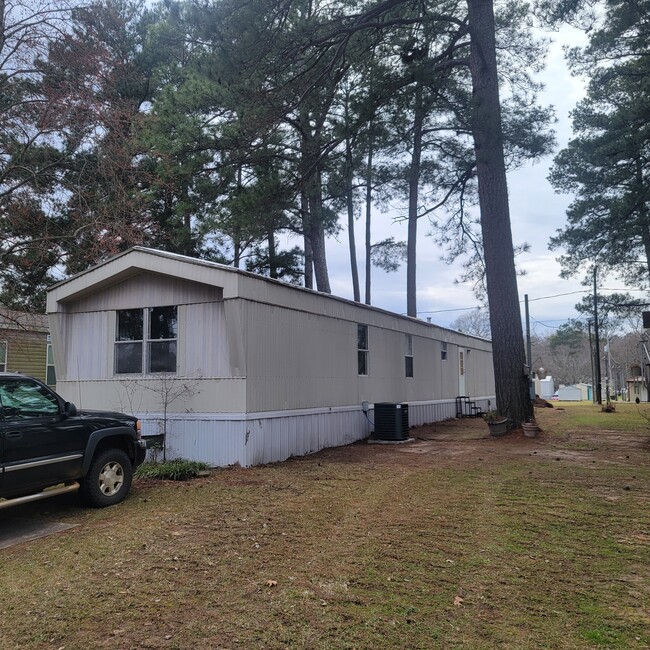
top-left (181, 302), bottom-right (231, 377)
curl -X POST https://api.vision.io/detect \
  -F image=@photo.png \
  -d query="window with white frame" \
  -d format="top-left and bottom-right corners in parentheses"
top-left (405, 334), bottom-right (413, 378)
top-left (0, 340), bottom-right (6, 372)
top-left (115, 306), bottom-right (178, 375)
top-left (358, 324), bottom-right (368, 376)
top-left (441, 341), bottom-right (448, 361)
top-left (46, 336), bottom-right (56, 385)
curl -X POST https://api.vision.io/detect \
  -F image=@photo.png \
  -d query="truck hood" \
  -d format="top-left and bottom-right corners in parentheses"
top-left (75, 409), bottom-right (138, 425)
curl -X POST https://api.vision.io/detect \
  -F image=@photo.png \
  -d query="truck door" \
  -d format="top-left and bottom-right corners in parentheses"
top-left (0, 377), bottom-right (86, 496)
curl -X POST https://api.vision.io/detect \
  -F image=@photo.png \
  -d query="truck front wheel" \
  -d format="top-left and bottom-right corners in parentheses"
top-left (81, 449), bottom-right (133, 507)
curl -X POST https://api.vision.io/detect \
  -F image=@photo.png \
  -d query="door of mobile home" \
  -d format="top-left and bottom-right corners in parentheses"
top-left (458, 348), bottom-right (466, 396)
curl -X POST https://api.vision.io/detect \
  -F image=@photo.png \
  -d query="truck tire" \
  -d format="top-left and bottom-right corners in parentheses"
top-left (81, 448), bottom-right (133, 508)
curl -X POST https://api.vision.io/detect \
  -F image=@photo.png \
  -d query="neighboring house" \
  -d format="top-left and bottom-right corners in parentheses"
top-left (626, 365), bottom-right (648, 402)
top-left (0, 310), bottom-right (55, 386)
top-left (557, 385), bottom-right (583, 401)
top-left (46, 247), bottom-right (496, 467)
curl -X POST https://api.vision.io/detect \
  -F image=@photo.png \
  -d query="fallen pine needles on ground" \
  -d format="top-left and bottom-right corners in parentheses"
top-left (0, 403), bottom-right (648, 649)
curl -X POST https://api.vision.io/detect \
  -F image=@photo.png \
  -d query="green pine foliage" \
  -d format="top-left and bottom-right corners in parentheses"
top-left (549, 0), bottom-right (650, 288)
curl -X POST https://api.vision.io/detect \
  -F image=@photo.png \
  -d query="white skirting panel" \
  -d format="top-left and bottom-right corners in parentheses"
top-left (138, 395), bottom-right (495, 467)
top-left (407, 396), bottom-right (493, 426)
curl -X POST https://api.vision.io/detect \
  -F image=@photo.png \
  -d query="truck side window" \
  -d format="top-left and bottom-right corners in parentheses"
top-left (0, 379), bottom-right (60, 419)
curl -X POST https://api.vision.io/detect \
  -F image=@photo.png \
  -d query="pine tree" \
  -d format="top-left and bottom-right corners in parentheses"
top-left (550, 0), bottom-right (650, 288)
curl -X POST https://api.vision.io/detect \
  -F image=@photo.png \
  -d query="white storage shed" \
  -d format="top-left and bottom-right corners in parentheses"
top-left (46, 247), bottom-right (495, 467)
top-left (557, 385), bottom-right (583, 401)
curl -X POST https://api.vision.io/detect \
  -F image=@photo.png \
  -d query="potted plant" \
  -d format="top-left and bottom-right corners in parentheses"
top-left (483, 410), bottom-right (508, 436)
top-left (522, 418), bottom-right (539, 438)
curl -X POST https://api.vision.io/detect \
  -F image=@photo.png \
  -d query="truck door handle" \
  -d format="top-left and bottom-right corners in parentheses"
top-left (5, 431), bottom-right (22, 439)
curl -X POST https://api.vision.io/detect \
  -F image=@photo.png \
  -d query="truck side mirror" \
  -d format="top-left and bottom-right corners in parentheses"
top-left (64, 402), bottom-right (78, 417)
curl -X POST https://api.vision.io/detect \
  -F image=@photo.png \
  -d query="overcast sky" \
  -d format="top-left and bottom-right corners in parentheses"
top-left (316, 25), bottom-right (619, 336)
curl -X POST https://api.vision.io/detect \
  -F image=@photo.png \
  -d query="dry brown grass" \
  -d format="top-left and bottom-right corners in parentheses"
top-left (1, 402), bottom-right (649, 649)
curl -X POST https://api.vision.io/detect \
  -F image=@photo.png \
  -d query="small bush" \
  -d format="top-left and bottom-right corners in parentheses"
top-left (135, 459), bottom-right (210, 481)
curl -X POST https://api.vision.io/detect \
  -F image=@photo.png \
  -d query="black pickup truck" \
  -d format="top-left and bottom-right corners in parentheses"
top-left (0, 373), bottom-right (146, 509)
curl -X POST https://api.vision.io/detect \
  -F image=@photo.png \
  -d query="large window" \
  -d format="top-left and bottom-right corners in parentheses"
top-left (0, 341), bottom-right (6, 372)
top-left (115, 306), bottom-right (177, 374)
top-left (358, 324), bottom-right (368, 376)
top-left (405, 334), bottom-right (413, 378)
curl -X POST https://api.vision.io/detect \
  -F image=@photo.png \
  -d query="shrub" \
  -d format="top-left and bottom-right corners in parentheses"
top-left (135, 459), bottom-right (210, 481)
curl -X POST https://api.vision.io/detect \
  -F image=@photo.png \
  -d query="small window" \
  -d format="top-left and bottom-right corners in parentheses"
top-left (115, 306), bottom-right (177, 375)
top-left (115, 309), bottom-right (144, 374)
top-left (459, 350), bottom-right (465, 376)
top-left (441, 341), bottom-right (447, 361)
top-left (46, 337), bottom-right (56, 386)
top-left (358, 324), bottom-right (368, 376)
top-left (0, 341), bottom-right (6, 372)
top-left (405, 334), bottom-right (413, 378)
top-left (148, 306), bottom-right (178, 373)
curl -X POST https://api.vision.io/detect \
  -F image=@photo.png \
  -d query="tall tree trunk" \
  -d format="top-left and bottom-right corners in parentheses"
top-left (345, 135), bottom-right (360, 302)
top-left (233, 165), bottom-right (243, 268)
top-left (642, 229), bottom-right (650, 275)
top-left (300, 122), bottom-right (331, 293)
top-left (268, 229), bottom-right (277, 279)
top-left (0, 1), bottom-right (5, 53)
top-left (467, 0), bottom-right (532, 425)
top-left (407, 82), bottom-right (424, 318)
top-left (301, 192), bottom-right (313, 289)
top-left (365, 137), bottom-right (373, 305)
top-left (183, 209), bottom-right (192, 255)
top-left (636, 160), bottom-right (650, 277)
top-left (308, 178), bottom-right (331, 294)
top-left (232, 228), bottom-right (241, 268)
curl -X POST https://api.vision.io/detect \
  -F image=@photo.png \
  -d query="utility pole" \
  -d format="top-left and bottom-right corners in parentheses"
top-left (593, 266), bottom-right (602, 405)
top-left (525, 294), bottom-right (534, 400)
top-left (587, 319), bottom-right (596, 403)
top-left (604, 339), bottom-right (611, 404)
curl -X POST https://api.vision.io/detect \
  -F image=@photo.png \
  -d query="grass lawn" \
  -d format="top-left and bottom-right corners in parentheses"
top-left (0, 401), bottom-right (648, 649)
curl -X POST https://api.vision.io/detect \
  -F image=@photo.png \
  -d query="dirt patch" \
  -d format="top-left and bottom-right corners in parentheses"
top-left (315, 414), bottom-right (648, 470)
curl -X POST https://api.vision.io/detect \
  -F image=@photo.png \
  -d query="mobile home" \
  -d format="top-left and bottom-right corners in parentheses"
top-left (46, 247), bottom-right (495, 466)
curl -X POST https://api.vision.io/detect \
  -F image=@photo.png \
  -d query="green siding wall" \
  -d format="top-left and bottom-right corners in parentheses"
top-left (2, 331), bottom-right (48, 382)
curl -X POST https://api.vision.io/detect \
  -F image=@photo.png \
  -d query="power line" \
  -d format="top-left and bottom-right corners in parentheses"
top-left (419, 287), bottom-right (649, 318)
top-left (530, 317), bottom-right (565, 330)
top-left (525, 290), bottom-right (589, 302)
top-left (417, 306), bottom-right (482, 315)
top-left (601, 287), bottom-right (649, 292)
